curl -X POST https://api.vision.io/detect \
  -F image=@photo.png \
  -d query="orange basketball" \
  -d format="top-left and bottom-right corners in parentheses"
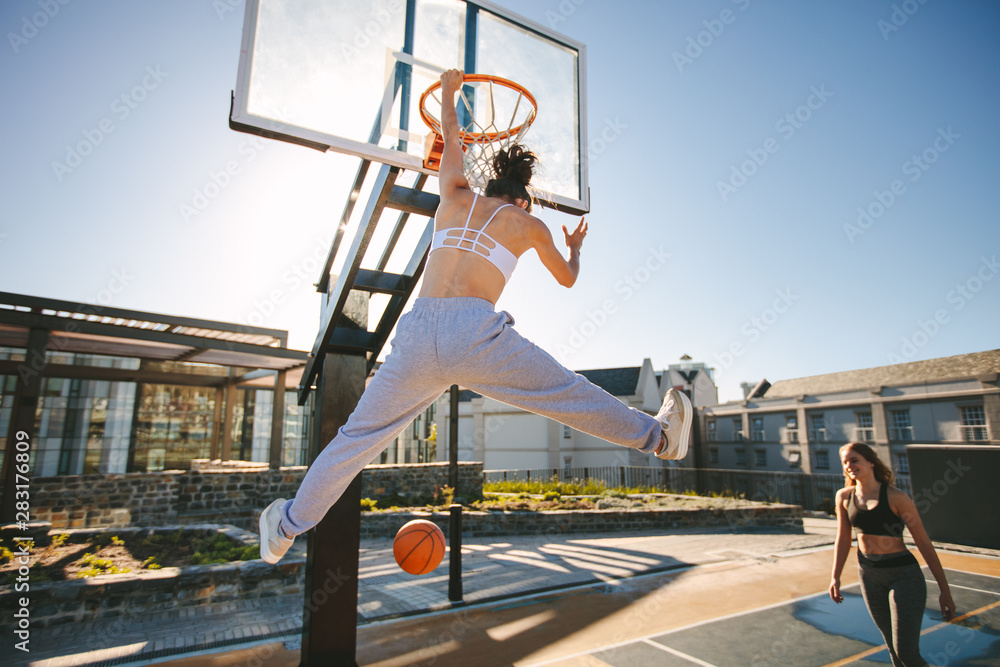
top-left (393, 519), bottom-right (446, 575)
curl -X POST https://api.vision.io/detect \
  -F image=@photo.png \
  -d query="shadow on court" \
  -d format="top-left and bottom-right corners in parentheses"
top-left (32, 540), bottom-right (998, 667)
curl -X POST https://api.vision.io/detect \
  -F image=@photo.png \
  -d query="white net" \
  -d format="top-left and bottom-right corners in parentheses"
top-left (422, 77), bottom-right (537, 194)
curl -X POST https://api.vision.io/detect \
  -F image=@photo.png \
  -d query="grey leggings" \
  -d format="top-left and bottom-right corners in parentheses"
top-left (858, 551), bottom-right (928, 667)
top-left (281, 297), bottom-right (662, 536)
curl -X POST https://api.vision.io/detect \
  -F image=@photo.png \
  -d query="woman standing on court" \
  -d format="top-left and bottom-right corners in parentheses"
top-left (257, 69), bottom-right (693, 563)
top-left (829, 442), bottom-right (956, 667)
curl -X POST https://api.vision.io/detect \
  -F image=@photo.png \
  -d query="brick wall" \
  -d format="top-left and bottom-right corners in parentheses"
top-left (21, 462), bottom-right (484, 531)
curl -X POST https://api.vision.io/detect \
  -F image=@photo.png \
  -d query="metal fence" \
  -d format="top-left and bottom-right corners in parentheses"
top-left (483, 466), bottom-right (912, 514)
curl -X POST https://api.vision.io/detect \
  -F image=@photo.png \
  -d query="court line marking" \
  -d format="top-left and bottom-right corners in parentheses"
top-left (820, 599), bottom-right (1000, 667)
top-left (926, 580), bottom-right (1000, 598)
top-left (641, 638), bottom-right (720, 666)
top-left (943, 566), bottom-right (1000, 581)
top-left (526, 568), bottom-right (1000, 667)
top-left (522, 586), bottom-right (859, 667)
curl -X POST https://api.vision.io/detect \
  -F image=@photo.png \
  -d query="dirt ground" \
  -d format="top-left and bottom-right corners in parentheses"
top-left (1, 538), bottom-right (186, 583)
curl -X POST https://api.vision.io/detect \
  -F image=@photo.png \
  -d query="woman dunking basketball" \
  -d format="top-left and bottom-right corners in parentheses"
top-left (258, 69), bottom-right (693, 563)
top-left (830, 442), bottom-right (956, 667)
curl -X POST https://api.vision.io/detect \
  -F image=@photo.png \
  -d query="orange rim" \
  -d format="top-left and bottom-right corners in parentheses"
top-left (419, 73), bottom-right (537, 144)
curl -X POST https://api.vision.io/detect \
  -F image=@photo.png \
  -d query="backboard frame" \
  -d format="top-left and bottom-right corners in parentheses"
top-left (230, 0), bottom-right (590, 215)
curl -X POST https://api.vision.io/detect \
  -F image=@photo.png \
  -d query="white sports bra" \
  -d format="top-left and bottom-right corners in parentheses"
top-left (429, 193), bottom-right (519, 283)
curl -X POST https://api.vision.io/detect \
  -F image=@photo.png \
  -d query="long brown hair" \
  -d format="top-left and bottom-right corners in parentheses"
top-left (839, 442), bottom-right (894, 488)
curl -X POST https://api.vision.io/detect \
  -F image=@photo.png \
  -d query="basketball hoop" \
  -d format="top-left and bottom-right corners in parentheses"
top-left (419, 73), bottom-right (538, 192)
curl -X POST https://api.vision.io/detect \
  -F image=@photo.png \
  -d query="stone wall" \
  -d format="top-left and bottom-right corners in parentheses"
top-left (21, 462), bottom-right (484, 531)
top-left (0, 502), bottom-right (801, 632)
top-left (0, 526), bottom-right (304, 633)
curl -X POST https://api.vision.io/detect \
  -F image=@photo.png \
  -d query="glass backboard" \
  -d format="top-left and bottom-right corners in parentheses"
top-left (231, 0), bottom-right (589, 214)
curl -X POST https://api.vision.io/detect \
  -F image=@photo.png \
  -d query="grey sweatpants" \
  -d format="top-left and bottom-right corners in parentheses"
top-left (281, 297), bottom-right (662, 536)
top-left (858, 551), bottom-right (928, 667)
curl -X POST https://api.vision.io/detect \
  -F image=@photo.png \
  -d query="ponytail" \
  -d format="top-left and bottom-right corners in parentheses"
top-left (485, 144), bottom-right (536, 211)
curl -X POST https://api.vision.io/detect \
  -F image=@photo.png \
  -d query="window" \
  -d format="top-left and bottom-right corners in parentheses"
top-left (889, 409), bottom-right (913, 442)
top-left (788, 450), bottom-right (802, 467)
top-left (960, 406), bottom-right (988, 441)
top-left (814, 449), bottom-right (830, 470)
top-left (735, 448), bottom-right (747, 466)
top-left (709, 447), bottom-right (719, 464)
top-left (733, 418), bottom-right (744, 442)
top-left (563, 425), bottom-right (571, 439)
top-left (751, 417), bottom-right (765, 442)
top-left (707, 420), bottom-right (717, 442)
top-left (785, 415), bottom-right (799, 443)
top-left (894, 452), bottom-right (910, 474)
top-left (855, 412), bottom-right (874, 442)
top-left (754, 449), bottom-right (767, 466)
top-left (809, 415), bottom-right (826, 442)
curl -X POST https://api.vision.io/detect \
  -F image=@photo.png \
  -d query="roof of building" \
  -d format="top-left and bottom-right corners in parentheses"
top-left (0, 292), bottom-right (310, 389)
top-left (458, 366), bottom-right (642, 402)
top-left (763, 349), bottom-right (1000, 399)
top-left (577, 366), bottom-right (641, 397)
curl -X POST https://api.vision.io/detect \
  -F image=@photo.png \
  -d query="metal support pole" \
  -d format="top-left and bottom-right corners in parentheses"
top-left (449, 384), bottom-right (459, 491)
top-left (221, 370), bottom-right (237, 462)
top-left (448, 503), bottom-right (463, 602)
top-left (269, 370), bottom-right (287, 469)
top-left (300, 292), bottom-right (368, 667)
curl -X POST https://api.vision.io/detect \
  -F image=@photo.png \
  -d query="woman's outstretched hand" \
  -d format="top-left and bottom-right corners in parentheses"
top-left (563, 216), bottom-right (588, 251)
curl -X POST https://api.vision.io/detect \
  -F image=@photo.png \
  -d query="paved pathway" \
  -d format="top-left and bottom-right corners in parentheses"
top-left (10, 519), bottom-right (841, 667)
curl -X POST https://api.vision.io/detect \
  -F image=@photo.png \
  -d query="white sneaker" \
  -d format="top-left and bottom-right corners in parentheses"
top-left (259, 498), bottom-right (294, 564)
top-left (654, 388), bottom-right (693, 460)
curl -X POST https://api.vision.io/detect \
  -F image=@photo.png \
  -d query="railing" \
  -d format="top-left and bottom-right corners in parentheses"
top-left (889, 427), bottom-right (913, 442)
top-left (961, 426), bottom-right (988, 442)
top-left (484, 465), bottom-right (698, 492)
top-left (854, 428), bottom-right (875, 443)
top-left (483, 466), bottom-right (912, 514)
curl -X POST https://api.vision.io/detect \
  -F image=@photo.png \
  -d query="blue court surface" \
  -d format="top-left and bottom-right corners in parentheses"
top-left (524, 568), bottom-right (1000, 667)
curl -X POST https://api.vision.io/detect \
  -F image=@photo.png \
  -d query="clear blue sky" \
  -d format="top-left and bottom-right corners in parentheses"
top-left (2, 1), bottom-right (998, 403)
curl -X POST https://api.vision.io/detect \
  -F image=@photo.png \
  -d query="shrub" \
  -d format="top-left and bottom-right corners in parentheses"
top-left (75, 552), bottom-right (131, 578)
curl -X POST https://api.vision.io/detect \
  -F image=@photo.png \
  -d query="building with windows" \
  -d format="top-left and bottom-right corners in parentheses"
top-left (0, 292), bottom-right (312, 479)
top-left (434, 358), bottom-right (709, 470)
top-left (699, 349), bottom-right (999, 475)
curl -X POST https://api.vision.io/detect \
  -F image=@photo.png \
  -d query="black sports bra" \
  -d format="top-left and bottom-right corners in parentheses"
top-left (846, 483), bottom-right (906, 538)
